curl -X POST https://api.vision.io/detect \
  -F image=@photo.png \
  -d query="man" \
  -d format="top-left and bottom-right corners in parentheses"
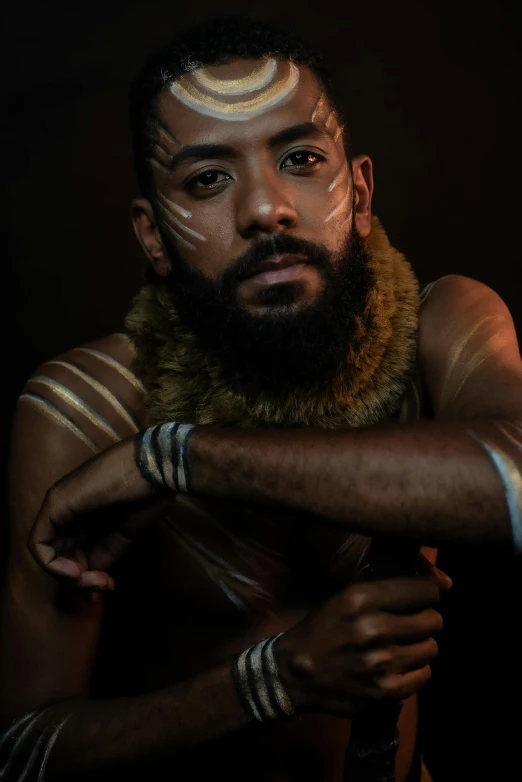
top-left (2, 14), bottom-right (521, 782)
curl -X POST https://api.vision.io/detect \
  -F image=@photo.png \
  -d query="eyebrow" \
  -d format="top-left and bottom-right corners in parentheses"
top-left (167, 122), bottom-right (332, 172)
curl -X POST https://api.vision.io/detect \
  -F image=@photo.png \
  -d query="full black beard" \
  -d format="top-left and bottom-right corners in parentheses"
top-left (155, 213), bottom-right (375, 392)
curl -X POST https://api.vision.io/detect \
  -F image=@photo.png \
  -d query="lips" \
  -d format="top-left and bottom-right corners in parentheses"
top-left (243, 254), bottom-right (310, 286)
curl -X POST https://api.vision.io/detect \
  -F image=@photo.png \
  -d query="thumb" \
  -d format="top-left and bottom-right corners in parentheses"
top-left (418, 553), bottom-right (453, 591)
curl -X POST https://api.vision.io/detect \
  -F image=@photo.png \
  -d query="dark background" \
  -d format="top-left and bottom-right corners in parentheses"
top-left (2, 0), bottom-right (521, 778)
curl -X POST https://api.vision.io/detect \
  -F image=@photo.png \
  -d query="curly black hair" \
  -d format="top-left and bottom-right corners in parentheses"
top-left (129, 14), bottom-right (350, 199)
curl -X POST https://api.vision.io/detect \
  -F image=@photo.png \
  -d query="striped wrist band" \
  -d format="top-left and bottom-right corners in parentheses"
top-left (135, 422), bottom-right (195, 493)
top-left (231, 633), bottom-right (296, 723)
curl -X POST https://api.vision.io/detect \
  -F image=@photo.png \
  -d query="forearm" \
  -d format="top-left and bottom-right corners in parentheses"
top-left (5, 663), bottom-right (247, 780)
top-left (186, 418), bottom-right (522, 548)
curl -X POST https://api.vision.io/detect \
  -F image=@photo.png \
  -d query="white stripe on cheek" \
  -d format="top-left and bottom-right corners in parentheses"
top-left (328, 162), bottom-right (348, 193)
top-left (163, 220), bottom-right (196, 251)
top-left (158, 203), bottom-right (207, 243)
top-left (159, 191), bottom-right (193, 219)
top-left (325, 188), bottom-right (350, 223)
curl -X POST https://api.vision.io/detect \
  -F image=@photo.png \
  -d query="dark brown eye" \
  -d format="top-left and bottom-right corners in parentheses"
top-left (186, 169), bottom-right (231, 193)
top-left (282, 150), bottom-right (324, 168)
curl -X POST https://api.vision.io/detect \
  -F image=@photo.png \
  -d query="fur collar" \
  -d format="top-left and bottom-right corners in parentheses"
top-left (125, 217), bottom-right (419, 429)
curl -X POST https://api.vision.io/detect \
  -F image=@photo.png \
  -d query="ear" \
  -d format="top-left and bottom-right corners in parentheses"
top-left (351, 154), bottom-right (374, 238)
top-left (131, 198), bottom-right (172, 277)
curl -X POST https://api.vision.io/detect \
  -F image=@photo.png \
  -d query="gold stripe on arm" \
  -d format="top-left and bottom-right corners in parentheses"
top-left (28, 377), bottom-right (121, 442)
top-left (46, 361), bottom-right (139, 433)
top-left (74, 348), bottom-right (146, 393)
top-left (19, 393), bottom-right (98, 453)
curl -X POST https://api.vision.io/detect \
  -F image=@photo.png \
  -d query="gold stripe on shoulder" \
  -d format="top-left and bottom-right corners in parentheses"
top-left (27, 377), bottom-right (121, 442)
top-left (19, 393), bottom-right (98, 453)
top-left (47, 361), bottom-right (139, 433)
top-left (75, 348), bottom-right (146, 394)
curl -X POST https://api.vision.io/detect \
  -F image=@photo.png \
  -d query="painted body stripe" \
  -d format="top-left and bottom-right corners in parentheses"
top-left (74, 348), bottom-right (146, 393)
top-left (468, 430), bottom-right (522, 552)
top-left (495, 422), bottom-right (522, 453)
top-left (176, 424), bottom-right (194, 493)
top-left (157, 421), bottom-right (178, 490)
top-left (28, 377), bottom-right (121, 441)
top-left (325, 189), bottom-right (350, 222)
top-left (439, 315), bottom-right (497, 408)
top-left (19, 393), bottom-right (98, 452)
top-left (46, 360), bottom-right (139, 432)
top-left (264, 635), bottom-right (295, 715)
top-left (333, 125), bottom-right (343, 143)
top-left (236, 649), bottom-right (263, 721)
top-left (140, 426), bottom-right (165, 485)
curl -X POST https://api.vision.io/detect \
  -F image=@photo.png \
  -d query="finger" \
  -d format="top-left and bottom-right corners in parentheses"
top-left (351, 608), bottom-right (443, 647)
top-left (36, 550), bottom-right (83, 580)
top-left (77, 570), bottom-right (115, 591)
top-left (417, 554), bottom-right (452, 591)
top-left (343, 576), bottom-right (441, 616)
top-left (363, 638), bottom-right (438, 676)
top-left (376, 665), bottom-right (432, 700)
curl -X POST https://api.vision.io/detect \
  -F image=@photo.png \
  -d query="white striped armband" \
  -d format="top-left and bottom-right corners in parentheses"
top-left (135, 422), bottom-right (195, 493)
top-left (231, 634), bottom-right (296, 723)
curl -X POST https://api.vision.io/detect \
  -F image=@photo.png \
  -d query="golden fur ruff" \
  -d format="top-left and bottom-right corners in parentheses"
top-left (125, 217), bottom-right (420, 429)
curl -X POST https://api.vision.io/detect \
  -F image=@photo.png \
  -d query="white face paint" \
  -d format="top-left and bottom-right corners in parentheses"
top-left (328, 162), bottom-right (348, 193)
top-left (170, 58), bottom-right (300, 121)
top-left (158, 192), bottom-right (206, 251)
top-left (325, 188), bottom-right (350, 223)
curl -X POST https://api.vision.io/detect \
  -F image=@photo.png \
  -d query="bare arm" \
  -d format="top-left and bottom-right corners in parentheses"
top-left (188, 277), bottom-right (522, 548)
top-left (0, 372), bottom-right (247, 778)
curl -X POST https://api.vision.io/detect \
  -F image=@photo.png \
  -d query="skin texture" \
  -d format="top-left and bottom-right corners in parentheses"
top-left (132, 60), bottom-right (373, 317)
top-left (2, 57), bottom-right (521, 781)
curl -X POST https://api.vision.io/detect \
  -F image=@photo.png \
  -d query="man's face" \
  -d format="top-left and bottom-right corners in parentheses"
top-left (133, 58), bottom-right (374, 385)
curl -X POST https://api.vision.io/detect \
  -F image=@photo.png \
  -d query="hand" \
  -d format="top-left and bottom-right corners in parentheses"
top-left (28, 437), bottom-right (168, 591)
top-left (276, 561), bottom-right (451, 717)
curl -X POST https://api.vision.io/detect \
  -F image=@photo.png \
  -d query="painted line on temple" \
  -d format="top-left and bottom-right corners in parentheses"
top-left (311, 94), bottom-right (325, 122)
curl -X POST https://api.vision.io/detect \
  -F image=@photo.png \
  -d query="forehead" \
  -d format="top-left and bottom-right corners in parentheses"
top-left (156, 60), bottom-right (326, 145)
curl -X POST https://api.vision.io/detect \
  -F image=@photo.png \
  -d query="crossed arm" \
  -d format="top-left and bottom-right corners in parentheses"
top-left (1, 275), bottom-right (521, 780)
top-left (34, 275), bottom-right (522, 592)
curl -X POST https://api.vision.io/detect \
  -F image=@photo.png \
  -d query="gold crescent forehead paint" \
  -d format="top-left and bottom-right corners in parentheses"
top-left (192, 57), bottom-right (277, 95)
top-left (170, 60), bottom-right (300, 121)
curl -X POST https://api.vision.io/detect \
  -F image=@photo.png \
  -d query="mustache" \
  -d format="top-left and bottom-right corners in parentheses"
top-left (221, 234), bottom-right (331, 288)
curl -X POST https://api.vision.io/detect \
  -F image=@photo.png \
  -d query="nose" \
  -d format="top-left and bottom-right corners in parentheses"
top-left (235, 169), bottom-right (298, 239)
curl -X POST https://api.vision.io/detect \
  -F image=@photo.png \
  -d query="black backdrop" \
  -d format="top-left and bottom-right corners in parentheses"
top-left (3, 1), bottom-right (521, 778)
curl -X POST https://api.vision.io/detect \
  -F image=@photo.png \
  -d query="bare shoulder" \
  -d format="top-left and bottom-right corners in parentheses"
top-left (10, 333), bottom-right (146, 540)
top-left (417, 274), bottom-right (522, 419)
top-left (19, 332), bottom-right (146, 456)
top-left (418, 274), bottom-right (519, 360)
